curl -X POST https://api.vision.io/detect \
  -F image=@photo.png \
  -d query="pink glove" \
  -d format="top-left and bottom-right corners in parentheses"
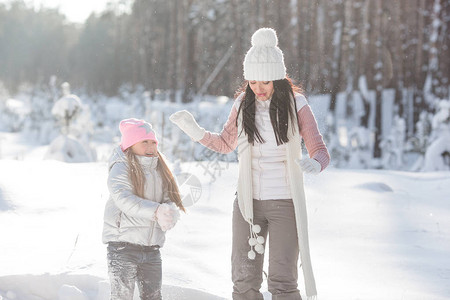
top-left (155, 203), bottom-right (180, 231)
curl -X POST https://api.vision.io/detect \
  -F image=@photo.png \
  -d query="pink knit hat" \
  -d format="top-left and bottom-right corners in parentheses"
top-left (119, 118), bottom-right (158, 151)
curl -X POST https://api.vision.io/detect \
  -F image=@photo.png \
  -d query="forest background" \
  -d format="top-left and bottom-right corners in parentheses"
top-left (0, 0), bottom-right (449, 169)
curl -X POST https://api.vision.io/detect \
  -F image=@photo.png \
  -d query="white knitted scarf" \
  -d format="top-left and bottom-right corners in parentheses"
top-left (236, 98), bottom-right (317, 300)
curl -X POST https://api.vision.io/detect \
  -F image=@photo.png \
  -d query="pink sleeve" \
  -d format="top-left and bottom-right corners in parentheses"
top-left (298, 105), bottom-right (330, 171)
top-left (198, 105), bottom-right (239, 154)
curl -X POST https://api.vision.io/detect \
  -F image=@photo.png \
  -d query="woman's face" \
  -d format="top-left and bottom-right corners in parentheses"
top-left (131, 139), bottom-right (158, 157)
top-left (249, 81), bottom-right (274, 101)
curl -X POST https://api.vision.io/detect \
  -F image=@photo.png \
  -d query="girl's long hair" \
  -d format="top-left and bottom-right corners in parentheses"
top-left (125, 150), bottom-right (186, 213)
top-left (235, 77), bottom-right (302, 145)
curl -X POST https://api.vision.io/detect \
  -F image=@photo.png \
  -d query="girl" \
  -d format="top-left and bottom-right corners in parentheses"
top-left (170, 28), bottom-right (330, 300)
top-left (102, 118), bottom-right (185, 300)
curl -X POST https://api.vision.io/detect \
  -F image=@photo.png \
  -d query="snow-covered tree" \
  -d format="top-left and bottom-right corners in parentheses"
top-left (51, 82), bottom-right (83, 135)
top-left (408, 111), bottom-right (433, 154)
top-left (430, 100), bottom-right (450, 140)
top-left (346, 125), bottom-right (372, 169)
top-left (423, 0), bottom-right (445, 102)
top-left (21, 78), bottom-right (59, 144)
top-left (423, 100), bottom-right (450, 171)
top-left (0, 98), bottom-right (30, 132)
top-left (380, 115), bottom-right (406, 169)
top-left (323, 112), bottom-right (347, 168)
top-left (46, 82), bottom-right (95, 163)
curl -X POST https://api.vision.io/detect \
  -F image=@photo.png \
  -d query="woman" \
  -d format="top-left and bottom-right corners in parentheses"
top-left (170, 28), bottom-right (329, 300)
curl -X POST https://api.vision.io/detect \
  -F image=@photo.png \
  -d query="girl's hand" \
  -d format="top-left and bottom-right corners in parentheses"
top-left (155, 203), bottom-right (180, 231)
top-left (169, 110), bottom-right (206, 141)
top-left (295, 158), bottom-right (321, 174)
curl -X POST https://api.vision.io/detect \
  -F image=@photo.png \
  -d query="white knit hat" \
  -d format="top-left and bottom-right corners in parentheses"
top-left (243, 28), bottom-right (286, 81)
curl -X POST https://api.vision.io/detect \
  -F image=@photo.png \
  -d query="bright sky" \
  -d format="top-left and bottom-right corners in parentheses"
top-left (32, 0), bottom-right (110, 24)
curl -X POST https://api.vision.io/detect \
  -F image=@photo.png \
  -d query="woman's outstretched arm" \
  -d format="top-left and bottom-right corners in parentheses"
top-left (198, 105), bottom-right (239, 154)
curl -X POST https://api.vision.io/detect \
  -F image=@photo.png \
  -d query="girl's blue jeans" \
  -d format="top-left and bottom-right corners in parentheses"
top-left (107, 242), bottom-right (162, 300)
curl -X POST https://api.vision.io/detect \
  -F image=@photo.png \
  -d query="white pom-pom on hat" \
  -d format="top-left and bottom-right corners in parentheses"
top-left (248, 250), bottom-right (256, 260)
top-left (243, 27), bottom-right (286, 81)
top-left (251, 28), bottom-right (278, 47)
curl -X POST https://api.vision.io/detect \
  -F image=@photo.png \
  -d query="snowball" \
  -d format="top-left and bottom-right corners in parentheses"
top-left (251, 28), bottom-right (278, 47)
top-left (158, 203), bottom-right (180, 220)
top-left (52, 95), bottom-right (82, 119)
top-left (156, 203), bottom-right (180, 231)
top-left (248, 250), bottom-right (256, 260)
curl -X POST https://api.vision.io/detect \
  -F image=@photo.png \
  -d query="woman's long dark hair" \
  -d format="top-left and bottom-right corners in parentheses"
top-left (235, 77), bottom-right (303, 145)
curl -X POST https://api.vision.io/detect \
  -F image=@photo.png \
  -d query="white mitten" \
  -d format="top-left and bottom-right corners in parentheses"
top-left (156, 203), bottom-right (180, 231)
top-left (169, 110), bottom-right (206, 141)
top-left (295, 158), bottom-right (321, 174)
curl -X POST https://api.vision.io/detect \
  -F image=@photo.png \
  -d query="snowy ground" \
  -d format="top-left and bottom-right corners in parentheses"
top-left (0, 133), bottom-right (449, 300)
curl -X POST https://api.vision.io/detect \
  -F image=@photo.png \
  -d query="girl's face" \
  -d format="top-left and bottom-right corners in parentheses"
top-left (130, 139), bottom-right (158, 157)
top-left (249, 81), bottom-right (274, 101)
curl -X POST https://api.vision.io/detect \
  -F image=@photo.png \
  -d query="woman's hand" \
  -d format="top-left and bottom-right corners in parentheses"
top-left (155, 203), bottom-right (180, 231)
top-left (169, 110), bottom-right (206, 141)
top-left (295, 158), bottom-right (321, 174)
